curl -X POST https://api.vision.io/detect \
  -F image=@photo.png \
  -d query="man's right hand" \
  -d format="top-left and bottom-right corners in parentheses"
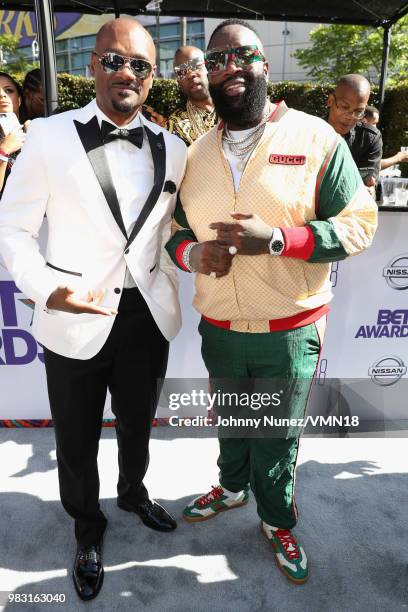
top-left (46, 286), bottom-right (118, 315)
top-left (396, 151), bottom-right (408, 164)
top-left (189, 241), bottom-right (234, 278)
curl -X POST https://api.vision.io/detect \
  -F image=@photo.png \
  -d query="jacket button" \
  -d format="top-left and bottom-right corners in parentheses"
top-left (114, 288), bottom-right (121, 294)
top-left (125, 248), bottom-right (129, 254)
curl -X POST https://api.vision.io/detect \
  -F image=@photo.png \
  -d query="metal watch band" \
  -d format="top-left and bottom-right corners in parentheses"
top-left (268, 227), bottom-right (285, 255)
top-left (182, 241), bottom-right (198, 272)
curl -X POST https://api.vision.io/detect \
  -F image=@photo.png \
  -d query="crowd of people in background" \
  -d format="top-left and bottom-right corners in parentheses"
top-left (0, 68), bottom-right (44, 196)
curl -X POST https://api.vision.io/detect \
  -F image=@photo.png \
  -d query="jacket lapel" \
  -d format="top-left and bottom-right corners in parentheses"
top-left (73, 115), bottom-right (128, 239)
top-left (125, 125), bottom-right (166, 249)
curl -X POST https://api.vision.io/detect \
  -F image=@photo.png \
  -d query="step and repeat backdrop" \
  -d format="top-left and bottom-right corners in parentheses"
top-left (1, 212), bottom-right (407, 425)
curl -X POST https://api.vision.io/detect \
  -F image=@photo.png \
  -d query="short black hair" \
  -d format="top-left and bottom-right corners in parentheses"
top-left (207, 18), bottom-right (261, 50)
top-left (364, 105), bottom-right (379, 120)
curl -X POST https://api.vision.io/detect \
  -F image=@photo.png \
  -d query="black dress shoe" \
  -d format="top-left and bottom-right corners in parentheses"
top-left (118, 498), bottom-right (177, 532)
top-left (73, 543), bottom-right (104, 601)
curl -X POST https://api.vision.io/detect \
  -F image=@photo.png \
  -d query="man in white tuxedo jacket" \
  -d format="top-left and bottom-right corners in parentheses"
top-left (0, 18), bottom-right (186, 601)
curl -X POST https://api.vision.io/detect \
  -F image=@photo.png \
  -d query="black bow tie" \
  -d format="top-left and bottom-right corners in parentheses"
top-left (100, 120), bottom-right (143, 148)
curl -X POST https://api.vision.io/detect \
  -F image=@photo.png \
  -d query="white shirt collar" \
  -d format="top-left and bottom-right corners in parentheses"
top-left (93, 99), bottom-right (142, 130)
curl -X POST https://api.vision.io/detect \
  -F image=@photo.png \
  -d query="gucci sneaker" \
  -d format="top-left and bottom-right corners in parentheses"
top-left (183, 485), bottom-right (249, 522)
top-left (261, 521), bottom-right (308, 584)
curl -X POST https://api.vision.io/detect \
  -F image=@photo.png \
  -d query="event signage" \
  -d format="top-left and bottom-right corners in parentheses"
top-left (310, 211), bottom-right (408, 423)
top-left (368, 355), bottom-right (407, 386)
top-left (0, 280), bottom-right (43, 365)
top-left (0, 11), bottom-right (81, 48)
top-left (383, 254), bottom-right (408, 290)
top-left (355, 309), bottom-right (408, 338)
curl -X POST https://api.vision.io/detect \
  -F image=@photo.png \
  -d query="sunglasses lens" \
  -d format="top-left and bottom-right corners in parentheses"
top-left (205, 46), bottom-right (264, 73)
top-left (174, 59), bottom-right (205, 80)
top-left (175, 68), bottom-right (187, 80)
top-left (205, 52), bottom-right (226, 73)
top-left (130, 59), bottom-right (152, 78)
top-left (235, 46), bottom-right (264, 66)
top-left (99, 53), bottom-right (151, 78)
top-left (100, 53), bottom-right (123, 73)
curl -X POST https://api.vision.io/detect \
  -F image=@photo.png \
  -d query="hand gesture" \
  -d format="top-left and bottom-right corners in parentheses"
top-left (210, 212), bottom-right (272, 256)
top-left (46, 286), bottom-right (118, 315)
top-left (189, 241), bottom-right (234, 278)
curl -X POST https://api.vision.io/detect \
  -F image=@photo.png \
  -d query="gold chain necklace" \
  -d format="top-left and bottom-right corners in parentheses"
top-left (186, 100), bottom-right (217, 140)
top-left (222, 103), bottom-right (272, 159)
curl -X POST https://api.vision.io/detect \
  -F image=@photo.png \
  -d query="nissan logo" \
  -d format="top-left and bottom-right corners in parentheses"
top-left (368, 355), bottom-right (407, 386)
top-left (383, 254), bottom-right (408, 290)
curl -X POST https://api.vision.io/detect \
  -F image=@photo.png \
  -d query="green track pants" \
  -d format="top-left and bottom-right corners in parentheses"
top-left (198, 317), bottom-right (322, 529)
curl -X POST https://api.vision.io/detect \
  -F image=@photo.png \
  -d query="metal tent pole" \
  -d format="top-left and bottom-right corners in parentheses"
top-left (180, 16), bottom-right (187, 46)
top-left (34, 0), bottom-right (58, 116)
top-left (378, 22), bottom-right (392, 113)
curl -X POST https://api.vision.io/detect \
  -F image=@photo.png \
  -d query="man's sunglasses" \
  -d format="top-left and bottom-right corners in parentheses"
top-left (95, 52), bottom-right (153, 79)
top-left (174, 58), bottom-right (206, 80)
top-left (204, 45), bottom-right (265, 74)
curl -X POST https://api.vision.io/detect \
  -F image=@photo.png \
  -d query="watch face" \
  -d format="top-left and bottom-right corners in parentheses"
top-left (272, 240), bottom-right (284, 253)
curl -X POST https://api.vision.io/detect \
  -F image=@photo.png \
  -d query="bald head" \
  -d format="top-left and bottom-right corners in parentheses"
top-left (95, 17), bottom-right (156, 62)
top-left (335, 74), bottom-right (371, 98)
top-left (90, 17), bottom-right (156, 126)
top-left (174, 45), bottom-right (204, 68)
top-left (327, 74), bottom-right (371, 135)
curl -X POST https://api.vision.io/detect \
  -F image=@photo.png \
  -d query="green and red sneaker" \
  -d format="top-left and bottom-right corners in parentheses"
top-left (261, 522), bottom-right (308, 584)
top-left (183, 485), bottom-right (249, 522)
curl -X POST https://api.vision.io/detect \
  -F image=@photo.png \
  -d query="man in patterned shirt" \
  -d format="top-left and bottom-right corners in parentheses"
top-left (166, 19), bottom-right (377, 584)
top-left (166, 46), bottom-right (217, 145)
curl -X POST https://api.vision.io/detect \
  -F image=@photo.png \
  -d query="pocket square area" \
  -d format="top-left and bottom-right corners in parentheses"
top-left (163, 180), bottom-right (177, 194)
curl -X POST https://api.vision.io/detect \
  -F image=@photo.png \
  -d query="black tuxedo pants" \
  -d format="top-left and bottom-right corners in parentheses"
top-left (43, 287), bottom-right (169, 546)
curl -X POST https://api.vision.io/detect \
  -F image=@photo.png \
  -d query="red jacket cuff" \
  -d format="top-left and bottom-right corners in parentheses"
top-left (175, 239), bottom-right (195, 271)
top-left (281, 226), bottom-right (315, 260)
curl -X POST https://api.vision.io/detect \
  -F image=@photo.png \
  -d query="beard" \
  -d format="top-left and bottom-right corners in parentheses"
top-left (111, 87), bottom-right (141, 114)
top-left (209, 73), bottom-right (267, 127)
top-left (112, 98), bottom-right (137, 113)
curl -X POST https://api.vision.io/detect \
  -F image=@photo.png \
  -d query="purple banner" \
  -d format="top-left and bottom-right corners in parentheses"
top-left (0, 11), bottom-right (82, 48)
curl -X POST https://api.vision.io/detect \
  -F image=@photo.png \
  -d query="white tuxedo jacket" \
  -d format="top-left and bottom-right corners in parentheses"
top-left (0, 100), bottom-right (187, 359)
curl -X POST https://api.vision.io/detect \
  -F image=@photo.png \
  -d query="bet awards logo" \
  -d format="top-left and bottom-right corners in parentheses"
top-left (383, 254), bottom-right (408, 290)
top-left (368, 356), bottom-right (407, 386)
top-left (0, 280), bottom-right (44, 365)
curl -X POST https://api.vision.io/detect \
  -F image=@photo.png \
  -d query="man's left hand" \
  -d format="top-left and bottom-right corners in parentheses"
top-left (210, 212), bottom-right (272, 256)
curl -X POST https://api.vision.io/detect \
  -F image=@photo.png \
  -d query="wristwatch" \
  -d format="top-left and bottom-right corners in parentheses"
top-left (268, 227), bottom-right (285, 255)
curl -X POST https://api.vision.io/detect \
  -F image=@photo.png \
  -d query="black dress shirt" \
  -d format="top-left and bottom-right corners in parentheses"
top-left (343, 122), bottom-right (383, 180)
